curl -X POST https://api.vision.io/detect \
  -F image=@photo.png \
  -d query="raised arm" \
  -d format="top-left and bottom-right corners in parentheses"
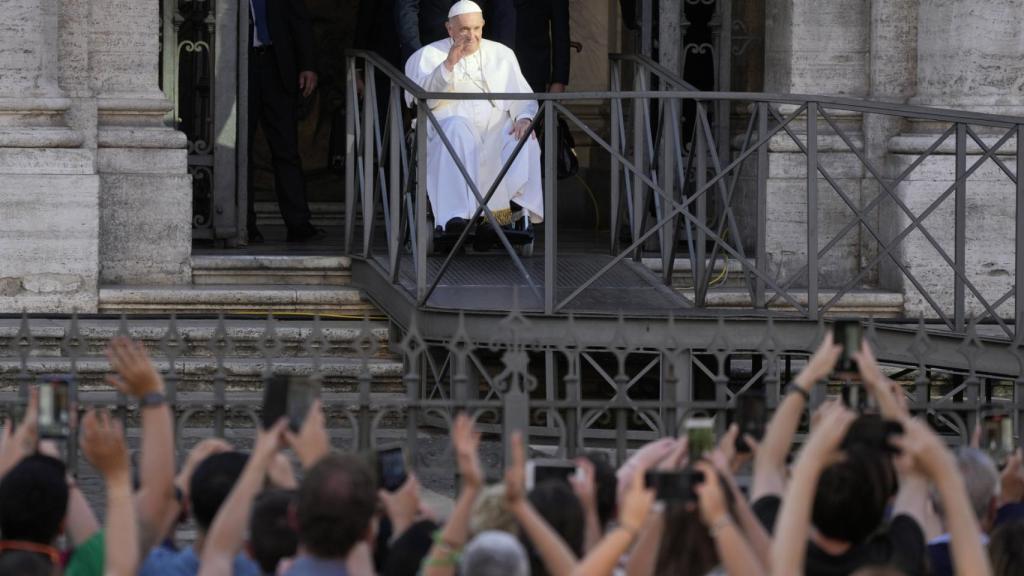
top-left (284, 400), bottom-right (331, 470)
top-left (694, 461), bottom-right (767, 576)
top-left (0, 387), bottom-right (39, 478)
top-left (570, 457), bottom-right (603, 551)
top-left (752, 334), bottom-right (841, 501)
top-left (574, 465), bottom-right (654, 576)
top-left (710, 425), bottom-right (772, 567)
top-left (853, 341), bottom-right (909, 420)
top-left (81, 410), bottom-right (139, 576)
top-left (199, 419), bottom-right (287, 576)
top-left (423, 413), bottom-right (485, 576)
top-left (893, 418), bottom-right (993, 576)
top-left (106, 337), bottom-right (176, 554)
top-left (770, 402), bottom-right (856, 576)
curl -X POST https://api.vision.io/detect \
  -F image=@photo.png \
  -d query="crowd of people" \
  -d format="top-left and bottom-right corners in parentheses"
top-left (1, 332), bottom-right (1023, 575)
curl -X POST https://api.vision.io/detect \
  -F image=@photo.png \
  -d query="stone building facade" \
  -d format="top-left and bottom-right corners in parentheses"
top-left (1, 0), bottom-right (1021, 317)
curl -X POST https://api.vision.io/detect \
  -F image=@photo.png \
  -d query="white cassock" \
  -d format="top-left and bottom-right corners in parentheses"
top-left (405, 38), bottom-right (544, 226)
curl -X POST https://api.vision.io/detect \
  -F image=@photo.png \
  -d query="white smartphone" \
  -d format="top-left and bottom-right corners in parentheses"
top-left (525, 458), bottom-right (582, 490)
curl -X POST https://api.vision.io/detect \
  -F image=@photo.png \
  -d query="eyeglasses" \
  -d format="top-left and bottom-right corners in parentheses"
top-left (0, 540), bottom-right (62, 566)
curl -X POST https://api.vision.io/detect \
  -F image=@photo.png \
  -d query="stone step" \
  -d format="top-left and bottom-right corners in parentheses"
top-left (191, 254), bottom-right (353, 286)
top-left (98, 285), bottom-right (378, 315)
top-left (0, 317), bottom-right (392, 358)
top-left (641, 257), bottom-right (749, 290)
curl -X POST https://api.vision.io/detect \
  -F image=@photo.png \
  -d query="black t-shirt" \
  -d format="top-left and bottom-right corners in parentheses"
top-left (753, 496), bottom-right (927, 576)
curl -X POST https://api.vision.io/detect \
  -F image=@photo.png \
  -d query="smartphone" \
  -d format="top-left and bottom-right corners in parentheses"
top-left (644, 469), bottom-right (706, 502)
top-left (735, 394), bottom-right (766, 453)
top-left (261, 375), bottom-right (318, 432)
top-left (686, 417), bottom-right (716, 460)
top-left (38, 378), bottom-right (71, 439)
top-left (981, 414), bottom-right (1014, 465)
top-left (525, 459), bottom-right (580, 490)
top-left (376, 446), bottom-right (409, 492)
top-left (833, 320), bottom-right (863, 377)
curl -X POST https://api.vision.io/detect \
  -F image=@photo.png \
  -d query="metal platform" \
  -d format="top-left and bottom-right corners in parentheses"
top-left (379, 253), bottom-right (689, 314)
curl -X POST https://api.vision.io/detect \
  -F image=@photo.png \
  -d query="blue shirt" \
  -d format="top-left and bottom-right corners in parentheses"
top-left (139, 545), bottom-right (261, 576)
top-left (282, 555), bottom-right (349, 576)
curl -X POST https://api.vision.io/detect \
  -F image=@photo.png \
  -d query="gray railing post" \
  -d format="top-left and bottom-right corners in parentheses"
top-left (955, 123), bottom-right (968, 332)
top-left (1016, 124), bottom-right (1024, 334)
top-left (806, 102), bottom-right (819, 320)
top-left (610, 64), bottom-right (622, 254)
top-left (416, 101), bottom-right (429, 303)
top-left (344, 56), bottom-right (358, 254)
top-left (362, 62), bottom-right (377, 258)
top-left (632, 72), bottom-right (647, 259)
top-left (545, 100), bottom-right (558, 315)
top-left (660, 98), bottom-right (678, 286)
top-left (695, 102), bottom-right (708, 305)
top-left (756, 102), bottom-right (769, 308)
top-left (389, 83), bottom-right (403, 282)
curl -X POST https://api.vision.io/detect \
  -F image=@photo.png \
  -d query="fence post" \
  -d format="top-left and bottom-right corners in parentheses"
top-left (955, 123), bottom-right (967, 332)
top-left (756, 103), bottom-right (769, 308)
top-left (416, 101), bottom-right (429, 303)
top-left (389, 83), bottom-right (403, 281)
top-left (806, 102), bottom-right (819, 320)
top-left (545, 100), bottom-right (558, 315)
top-left (1016, 124), bottom-right (1024, 333)
top-left (345, 56), bottom-right (357, 254)
top-left (362, 62), bottom-right (377, 258)
top-left (610, 64), bottom-right (622, 254)
top-left (695, 102), bottom-right (708, 305)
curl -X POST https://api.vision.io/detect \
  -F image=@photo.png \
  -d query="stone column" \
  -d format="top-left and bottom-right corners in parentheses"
top-left (761, 0), bottom-right (870, 290)
top-left (0, 0), bottom-right (100, 312)
top-left (887, 0), bottom-right (1024, 318)
top-left (90, 0), bottom-right (191, 285)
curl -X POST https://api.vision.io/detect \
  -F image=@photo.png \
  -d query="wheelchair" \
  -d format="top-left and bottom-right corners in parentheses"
top-left (404, 128), bottom-right (536, 257)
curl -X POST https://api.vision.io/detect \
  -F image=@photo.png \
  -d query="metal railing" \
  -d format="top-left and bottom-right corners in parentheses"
top-left (344, 49), bottom-right (1024, 336)
top-left (2, 312), bottom-right (1021, 477)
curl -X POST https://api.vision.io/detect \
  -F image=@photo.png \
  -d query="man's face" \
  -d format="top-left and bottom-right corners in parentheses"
top-left (446, 13), bottom-right (485, 53)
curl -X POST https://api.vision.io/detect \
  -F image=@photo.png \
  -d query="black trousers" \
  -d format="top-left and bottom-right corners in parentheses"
top-left (247, 45), bottom-right (313, 235)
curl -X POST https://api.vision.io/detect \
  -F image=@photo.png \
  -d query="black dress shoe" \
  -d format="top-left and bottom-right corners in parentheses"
top-left (473, 221), bottom-right (498, 252)
top-left (286, 227), bottom-right (328, 242)
top-left (444, 217), bottom-right (469, 235)
top-left (248, 227), bottom-right (265, 244)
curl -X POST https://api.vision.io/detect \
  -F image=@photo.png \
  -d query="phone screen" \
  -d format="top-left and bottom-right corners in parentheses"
top-left (644, 470), bottom-right (705, 502)
top-left (377, 447), bottom-right (409, 492)
top-left (982, 414), bottom-right (1014, 464)
top-left (286, 378), bottom-right (315, 432)
top-left (833, 320), bottom-right (863, 376)
top-left (526, 459), bottom-right (578, 490)
top-left (261, 375), bottom-right (317, 431)
top-left (735, 395), bottom-right (766, 453)
top-left (261, 375), bottom-right (289, 429)
top-left (686, 418), bottom-right (715, 460)
top-left (39, 379), bottom-right (70, 439)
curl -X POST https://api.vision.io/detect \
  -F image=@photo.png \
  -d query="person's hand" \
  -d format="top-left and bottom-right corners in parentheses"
top-left (999, 448), bottom-right (1024, 506)
top-left (853, 340), bottom-right (883, 388)
top-left (445, 35), bottom-right (472, 71)
top-left (106, 337), bottom-right (165, 397)
top-left (548, 82), bottom-right (567, 94)
top-left (504, 431), bottom-right (527, 506)
top-left (618, 465), bottom-right (655, 533)
top-left (0, 388), bottom-right (40, 476)
top-left (658, 437), bottom-right (689, 471)
top-left (570, 457), bottom-right (598, 513)
top-left (299, 71), bottom-right (318, 98)
top-left (284, 400), bottom-right (330, 469)
top-left (267, 452), bottom-right (298, 490)
top-left (452, 413), bottom-right (483, 490)
top-left (693, 461), bottom-right (729, 527)
top-left (797, 401), bottom-right (856, 470)
top-left (794, 332), bottom-right (842, 391)
top-left (618, 437), bottom-right (679, 501)
top-left (510, 118), bottom-right (534, 141)
top-left (252, 419), bottom-right (287, 473)
top-left (176, 438), bottom-right (232, 496)
top-left (891, 417), bottom-right (955, 481)
top-left (380, 475), bottom-right (421, 537)
top-left (81, 410), bottom-right (131, 483)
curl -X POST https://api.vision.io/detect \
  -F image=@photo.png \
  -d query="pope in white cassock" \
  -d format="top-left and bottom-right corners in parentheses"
top-left (404, 0), bottom-right (544, 235)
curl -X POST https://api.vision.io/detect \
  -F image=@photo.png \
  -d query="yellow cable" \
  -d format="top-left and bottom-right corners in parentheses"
top-left (217, 310), bottom-right (389, 321)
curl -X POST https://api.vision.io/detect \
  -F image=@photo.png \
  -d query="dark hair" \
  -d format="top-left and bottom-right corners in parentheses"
top-left (250, 489), bottom-right (298, 574)
top-left (990, 519), bottom-right (1024, 576)
top-left (583, 452), bottom-right (618, 528)
top-left (812, 444), bottom-right (893, 544)
top-left (189, 451), bottom-right (249, 530)
top-left (0, 455), bottom-right (68, 544)
top-left (297, 453), bottom-right (376, 559)
top-left (654, 503), bottom-right (718, 576)
top-left (0, 551), bottom-right (54, 576)
top-left (524, 480), bottom-right (585, 576)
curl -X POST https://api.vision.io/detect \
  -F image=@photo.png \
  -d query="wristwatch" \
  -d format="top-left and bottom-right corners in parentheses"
top-left (139, 392), bottom-right (167, 408)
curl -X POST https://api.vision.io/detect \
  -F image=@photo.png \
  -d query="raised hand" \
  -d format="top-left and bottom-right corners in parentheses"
top-left (452, 412), bottom-right (483, 490)
top-left (283, 400), bottom-right (330, 469)
top-left (892, 417), bottom-right (956, 481)
top-left (798, 401), bottom-right (856, 468)
top-left (380, 475), bottom-right (422, 537)
top-left (0, 387), bottom-right (40, 476)
top-left (619, 465), bottom-right (655, 533)
top-left (106, 337), bottom-right (164, 398)
top-left (693, 461), bottom-right (729, 527)
top-left (794, 332), bottom-right (843, 391)
top-left (445, 35), bottom-right (472, 71)
top-left (81, 410), bottom-right (130, 482)
top-left (570, 457), bottom-right (598, 512)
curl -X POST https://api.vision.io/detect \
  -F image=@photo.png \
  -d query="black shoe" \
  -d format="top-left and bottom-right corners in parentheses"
top-left (248, 226), bottom-right (265, 244)
top-left (444, 217), bottom-right (469, 235)
top-left (473, 221), bottom-right (498, 252)
top-left (287, 227), bottom-right (327, 243)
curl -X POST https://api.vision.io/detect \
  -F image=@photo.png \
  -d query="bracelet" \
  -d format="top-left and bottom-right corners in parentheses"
top-left (431, 530), bottom-right (462, 553)
top-left (786, 383), bottom-right (811, 403)
top-left (709, 516), bottom-right (734, 538)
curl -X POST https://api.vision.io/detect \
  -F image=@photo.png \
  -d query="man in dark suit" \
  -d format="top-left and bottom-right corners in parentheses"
top-left (514, 0), bottom-right (570, 94)
top-left (247, 0), bottom-right (324, 243)
top-left (396, 0), bottom-right (517, 62)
